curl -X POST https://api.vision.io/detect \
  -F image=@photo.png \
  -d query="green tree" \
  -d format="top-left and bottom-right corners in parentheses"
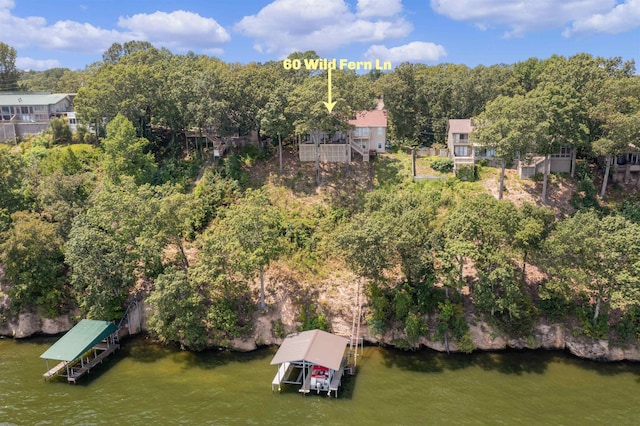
top-left (527, 84), bottom-right (586, 204)
top-left (336, 187), bottom-right (438, 284)
top-left (544, 211), bottom-right (640, 322)
top-left (200, 189), bottom-right (282, 309)
top-left (102, 114), bottom-right (157, 184)
top-left (0, 42), bottom-right (19, 91)
top-left (147, 268), bottom-right (208, 350)
top-left (472, 95), bottom-right (532, 199)
top-left (0, 212), bottom-right (66, 315)
top-left (48, 117), bottom-right (73, 145)
top-left (0, 148), bottom-right (27, 231)
top-left (442, 195), bottom-right (531, 325)
top-left (65, 179), bottom-right (168, 319)
top-left (591, 77), bottom-right (640, 196)
top-left (35, 171), bottom-right (93, 238)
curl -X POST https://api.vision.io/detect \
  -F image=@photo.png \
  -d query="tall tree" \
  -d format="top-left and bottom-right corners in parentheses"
top-left (473, 95), bottom-right (532, 199)
top-left (0, 212), bottom-right (66, 316)
top-left (0, 148), bottom-right (27, 231)
top-left (591, 77), bottom-right (640, 196)
top-left (65, 179), bottom-right (168, 319)
top-left (544, 211), bottom-right (640, 322)
top-left (528, 84), bottom-right (586, 204)
top-left (199, 189), bottom-right (282, 310)
top-left (336, 187), bottom-right (438, 284)
top-left (102, 114), bottom-right (157, 185)
top-left (0, 42), bottom-right (19, 91)
top-left (147, 268), bottom-right (208, 350)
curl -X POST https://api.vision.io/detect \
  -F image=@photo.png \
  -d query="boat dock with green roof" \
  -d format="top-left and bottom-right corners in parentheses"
top-left (40, 319), bottom-right (120, 384)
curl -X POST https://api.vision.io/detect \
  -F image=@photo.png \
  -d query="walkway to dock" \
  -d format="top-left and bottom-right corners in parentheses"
top-left (271, 362), bottom-right (292, 392)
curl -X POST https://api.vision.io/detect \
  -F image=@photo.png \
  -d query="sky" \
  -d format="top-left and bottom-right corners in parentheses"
top-left (2, 0), bottom-right (639, 71)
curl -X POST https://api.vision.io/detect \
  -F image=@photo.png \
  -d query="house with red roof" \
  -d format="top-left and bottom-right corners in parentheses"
top-left (348, 108), bottom-right (388, 158)
top-left (299, 107), bottom-right (388, 163)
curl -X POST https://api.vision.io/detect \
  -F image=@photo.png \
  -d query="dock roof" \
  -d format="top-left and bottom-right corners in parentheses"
top-left (270, 329), bottom-right (348, 371)
top-left (40, 319), bottom-right (117, 362)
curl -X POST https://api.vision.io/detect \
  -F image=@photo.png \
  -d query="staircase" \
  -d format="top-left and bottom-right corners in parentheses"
top-left (350, 139), bottom-right (370, 162)
top-left (347, 279), bottom-right (364, 374)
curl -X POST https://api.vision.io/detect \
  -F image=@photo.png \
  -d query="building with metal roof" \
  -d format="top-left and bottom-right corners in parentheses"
top-left (0, 92), bottom-right (75, 142)
top-left (40, 319), bottom-right (120, 384)
top-left (270, 329), bottom-right (349, 397)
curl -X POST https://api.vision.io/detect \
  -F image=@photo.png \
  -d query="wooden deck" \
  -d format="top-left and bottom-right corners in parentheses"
top-left (43, 361), bottom-right (68, 380)
top-left (67, 343), bottom-right (120, 384)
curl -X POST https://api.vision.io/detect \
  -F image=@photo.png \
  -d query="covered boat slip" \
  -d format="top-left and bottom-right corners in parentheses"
top-left (40, 319), bottom-right (120, 384)
top-left (270, 329), bottom-right (349, 397)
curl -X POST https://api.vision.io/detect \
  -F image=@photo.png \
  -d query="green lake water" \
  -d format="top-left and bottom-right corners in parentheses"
top-left (2, 335), bottom-right (640, 425)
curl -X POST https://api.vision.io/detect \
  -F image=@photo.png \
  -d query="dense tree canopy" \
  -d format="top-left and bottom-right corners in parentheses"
top-left (2, 44), bottom-right (640, 351)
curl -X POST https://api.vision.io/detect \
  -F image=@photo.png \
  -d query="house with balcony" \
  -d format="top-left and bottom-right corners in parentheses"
top-left (447, 118), bottom-right (572, 178)
top-left (615, 152), bottom-right (640, 184)
top-left (347, 109), bottom-right (387, 161)
top-left (0, 93), bottom-right (75, 143)
top-left (299, 108), bottom-right (388, 163)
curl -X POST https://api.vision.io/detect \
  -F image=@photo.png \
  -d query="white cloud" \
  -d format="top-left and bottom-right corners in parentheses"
top-left (16, 57), bottom-right (62, 71)
top-left (235, 0), bottom-right (412, 56)
top-left (0, 1), bottom-right (128, 53)
top-left (365, 41), bottom-right (446, 64)
top-left (117, 10), bottom-right (230, 49)
top-left (563, 0), bottom-right (640, 36)
top-left (16, 56), bottom-right (62, 71)
top-left (0, 3), bottom-right (230, 54)
top-left (430, 0), bottom-right (616, 37)
top-left (357, 0), bottom-right (403, 18)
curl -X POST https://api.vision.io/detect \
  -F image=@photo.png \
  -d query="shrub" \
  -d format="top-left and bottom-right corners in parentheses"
top-left (430, 158), bottom-right (454, 173)
top-left (615, 305), bottom-right (640, 346)
top-left (570, 175), bottom-right (601, 212)
top-left (297, 304), bottom-right (329, 332)
top-left (574, 159), bottom-right (590, 179)
top-left (272, 319), bottom-right (286, 339)
top-left (576, 303), bottom-right (609, 340)
top-left (455, 164), bottom-right (479, 181)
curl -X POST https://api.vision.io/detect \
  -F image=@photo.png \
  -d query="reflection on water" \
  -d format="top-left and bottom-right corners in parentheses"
top-left (1, 335), bottom-right (640, 425)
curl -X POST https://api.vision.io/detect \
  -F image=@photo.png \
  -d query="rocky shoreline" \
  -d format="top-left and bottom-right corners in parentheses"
top-left (3, 307), bottom-right (639, 362)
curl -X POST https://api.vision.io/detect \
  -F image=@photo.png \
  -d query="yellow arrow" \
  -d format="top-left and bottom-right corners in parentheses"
top-left (323, 67), bottom-right (337, 113)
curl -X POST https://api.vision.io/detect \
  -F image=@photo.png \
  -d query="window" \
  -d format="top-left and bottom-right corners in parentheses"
top-left (454, 133), bottom-right (469, 143)
top-left (551, 146), bottom-right (571, 158)
top-left (378, 142), bottom-right (382, 150)
top-left (474, 148), bottom-right (496, 158)
top-left (34, 105), bottom-right (47, 112)
top-left (69, 118), bottom-right (77, 124)
top-left (377, 127), bottom-right (383, 136)
top-left (354, 127), bottom-right (370, 138)
top-left (454, 146), bottom-right (470, 157)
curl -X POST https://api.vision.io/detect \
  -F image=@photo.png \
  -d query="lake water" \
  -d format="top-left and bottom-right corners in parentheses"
top-left (1, 335), bottom-right (640, 425)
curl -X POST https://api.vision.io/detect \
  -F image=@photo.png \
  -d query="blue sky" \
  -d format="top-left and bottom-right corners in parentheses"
top-left (2, 0), bottom-right (639, 71)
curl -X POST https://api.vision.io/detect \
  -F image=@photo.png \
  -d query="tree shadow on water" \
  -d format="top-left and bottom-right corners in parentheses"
top-left (378, 346), bottom-right (552, 376)
top-left (180, 345), bottom-right (275, 370)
